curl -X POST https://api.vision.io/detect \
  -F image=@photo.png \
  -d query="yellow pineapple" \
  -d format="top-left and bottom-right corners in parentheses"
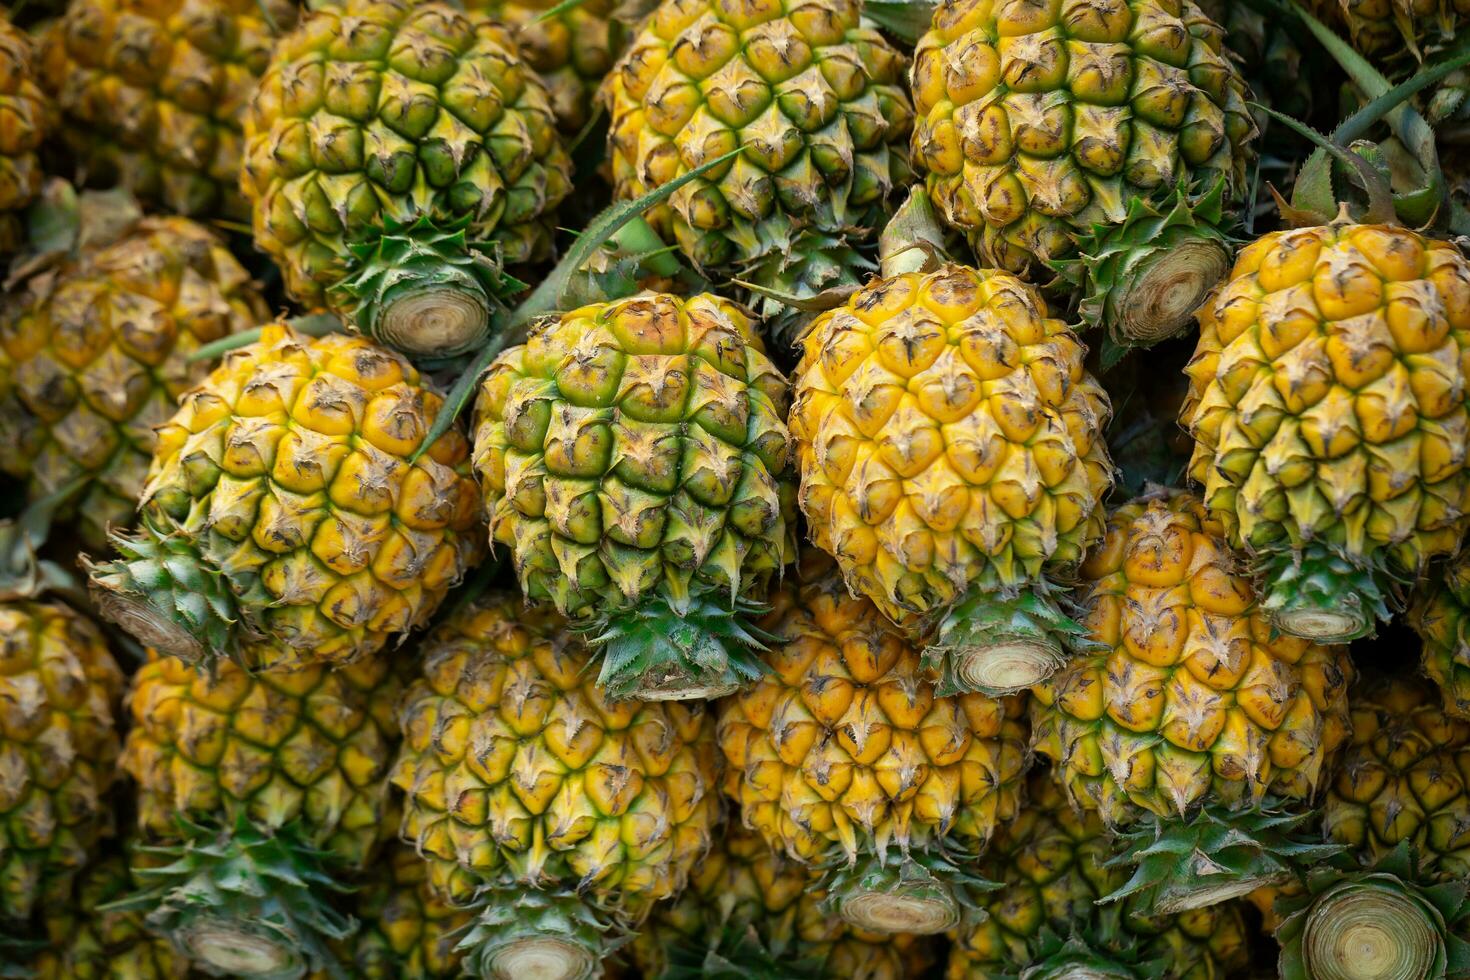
top-left (392, 592), bottom-right (721, 978)
top-left (1032, 489), bottom-right (1354, 911)
top-left (1183, 218), bottom-right (1470, 642)
top-left (85, 323), bottom-right (485, 673)
top-left (717, 550), bottom-right (1029, 935)
top-left (791, 264), bottom-right (1113, 694)
top-left (0, 13), bottom-right (50, 254)
top-left (1410, 551), bottom-right (1470, 718)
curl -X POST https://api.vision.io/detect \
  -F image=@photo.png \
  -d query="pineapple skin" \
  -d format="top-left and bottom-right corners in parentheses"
top-left (391, 592), bottom-right (721, 909)
top-left (128, 322), bottom-right (485, 671)
top-left (910, 0), bottom-right (1255, 277)
top-left (242, 0), bottom-right (572, 316)
top-left (632, 825), bottom-right (934, 979)
top-left (121, 652), bottom-right (402, 867)
top-left (1183, 223), bottom-right (1470, 593)
top-left (462, 0), bottom-right (625, 136)
top-left (40, 0), bottom-right (297, 221)
top-left (716, 551), bottom-right (1030, 864)
top-left (472, 292), bottom-right (795, 623)
top-left (1323, 676), bottom-right (1470, 879)
top-left (0, 601), bottom-right (123, 924)
top-left (29, 851), bottom-right (189, 980)
top-left (947, 774), bottom-right (1252, 979)
top-left (603, 0), bottom-right (914, 270)
top-left (1031, 491), bottom-right (1354, 822)
top-left (791, 265), bottom-right (1113, 627)
top-left (0, 15), bottom-right (50, 254)
top-left (0, 216), bottom-right (269, 550)
top-left (1410, 551), bottom-right (1470, 718)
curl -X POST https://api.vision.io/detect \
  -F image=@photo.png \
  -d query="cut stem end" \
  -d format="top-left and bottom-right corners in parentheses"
top-left (836, 878), bottom-right (959, 935)
top-left (88, 582), bottom-right (206, 663)
top-left (178, 920), bottom-right (299, 977)
top-left (377, 284), bottom-right (489, 357)
top-left (1114, 238), bottom-right (1230, 345)
top-left (1271, 606), bottom-right (1372, 644)
top-left (485, 936), bottom-right (597, 980)
top-left (1301, 885), bottom-right (1439, 980)
top-left (952, 636), bottom-right (1065, 694)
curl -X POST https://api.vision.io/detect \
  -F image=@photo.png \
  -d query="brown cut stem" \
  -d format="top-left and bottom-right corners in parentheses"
top-left (486, 936), bottom-right (598, 980)
top-left (837, 876), bottom-right (959, 936)
top-left (378, 284), bottom-right (490, 357)
top-left (1113, 238), bottom-right (1230, 345)
top-left (952, 636), bottom-right (1065, 695)
top-left (178, 920), bottom-right (298, 977)
top-left (1301, 884), bottom-right (1439, 980)
top-left (88, 584), bottom-right (206, 664)
top-left (1272, 606), bottom-right (1371, 643)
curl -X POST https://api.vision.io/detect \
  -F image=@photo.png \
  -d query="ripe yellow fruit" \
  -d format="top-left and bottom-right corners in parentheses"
top-left (1183, 220), bottom-right (1470, 642)
top-left (717, 552), bottom-right (1029, 935)
top-left (392, 593), bottom-right (721, 976)
top-left (86, 323), bottom-right (485, 673)
top-left (791, 265), bottom-right (1112, 694)
top-left (0, 15), bottom-right (50, 253)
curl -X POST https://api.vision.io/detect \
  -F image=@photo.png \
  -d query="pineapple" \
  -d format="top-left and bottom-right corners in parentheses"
top-left (0, 598), bottom-right (123, 925)
top-left (243, 0), bottom-right (573, 359)
top-left (462, 0), bottom-right (626, 136)
top-left (0, 14), bottom-right (49, 255)
top-left (39, 0), bottom-right (297, 221)
top-left (948, 773), bottom-right (1252, 979)
top-left (716, 550), bottom-right (1030, 935)
top-left (85, 322), bottom-right (485, 673)
top-left (603, 0), bottom-right (914, 317)
top-left (1410, 552), bottom-right (1470, 718)
top-left (471, 292), bottom-right (795, 700)
top-left (631, 825), bottom-right (934, 979)
top-left (910, 0), bottom-right (1257, 348)
top-left (391, 591), bottom-right (721, 977)
top-left (116, 651), bottom-right (401, 977)
top-left (316, 843), bottom-right (471, 980)
top-left (1031, 489), bottom-right (1355, 911)
top-left (790, 265), bottom-right (1113, 695)
top-left (0, 198), bottom-right (269, 550)
top-left (1182, 218), bottom-right (1470, 642)
top-left (1322, 675), bottom-right (1470, 880)
top-left (29, 848), bottom-right (189, 980)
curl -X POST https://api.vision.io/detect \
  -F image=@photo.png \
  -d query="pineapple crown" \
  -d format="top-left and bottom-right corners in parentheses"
top-left (104, 814), bottom-right (356, 980)
top-left (1255, 539), bottom-right (1403, 643)
top-left (922, 579), bottom-right (1088, 698)
top-left (581, 587), bottom-right (773, 701)
top-left (453, 884), bottom-right (629, 980)
top-left (1276, 841), bottom-right (1470, 980)
top-left (817, 842), bottom-right (998, 938)
top-left (1102, 802), bottom-right (1343, 916)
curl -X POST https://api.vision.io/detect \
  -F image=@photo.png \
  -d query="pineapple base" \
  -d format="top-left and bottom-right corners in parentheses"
top-left (87, 584), bottom-right (206, 663)
top-left (485, 937), bottom-right (597, 980)
top-left (833, 875), bottom-right (959, 936)
top-left (1149, 872), bottom-right (1287, 916)
top-left (636, 675), bottom-right (742, 700)
top-left (1299, 885), bottom-right (1437, 980)
top-left (925, 585), bottom-right (1078, 696)
top-left (950, 637), bottom-right (1065, 695)
top-left (176, 920), bottom-right (299, 978)
top-left (375, 285), bottom-right (489, 359)
top-left (1258, 543), bottom-right (1391, 643)
top-left (1110, 237), bottom-right (1230, 347)
top-left (1272, 607), bottom-right (1370, 643)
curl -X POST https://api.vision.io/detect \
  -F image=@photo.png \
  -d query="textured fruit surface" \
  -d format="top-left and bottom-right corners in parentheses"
top-left (320, 843), bottom-right (470, 979)
top-left (392, 593), bottom-right (720, 908)
top-left (30, 851), bottom-right (189, 980)
top-left (948, 774), bottom-right (1252, 979)
top-left (243, 0), bottom-right (572, 311)
top-left (472, 292), bottom-right (794, 619)
top-left (632, 825), bottom-right (933, 979)
top-left (0, 16), bottom-right (49, 253)
top-left (1307, 0), bottom-right (1465, 57)
top-left (1183, 222), bottom-right (1470, 574)
top-left (41, 0), bottom-right (296, 220)
top-left (121, 652), bottom-right (400, 865)
top-left (1411, 551), bottom-right (1470, 718)
top-left (910, 0), bottom-right (1254, 276)
top-left (791, 265), bottom-right (1112, 626)
top-left (1032, 491), bottom-right (1354, 822)
top-left (462, 0), bottom-right (624, 135)
top-left (717, 552), bottom-right (1029, 862)
top-left (135, 323), bottom-right (484, 670)
top-left (604, 0), bottom-right (914, 269)
top-left (0, 601), bottom-right (122, 923)
top-left (0, 217), bottom-right (268, 550)
top-left (1323, 676), bottom-right (1470, 879)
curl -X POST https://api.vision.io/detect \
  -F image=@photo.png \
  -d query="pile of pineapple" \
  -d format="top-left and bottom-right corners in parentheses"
top-left (3, 0), bottom-right (1470, 978)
